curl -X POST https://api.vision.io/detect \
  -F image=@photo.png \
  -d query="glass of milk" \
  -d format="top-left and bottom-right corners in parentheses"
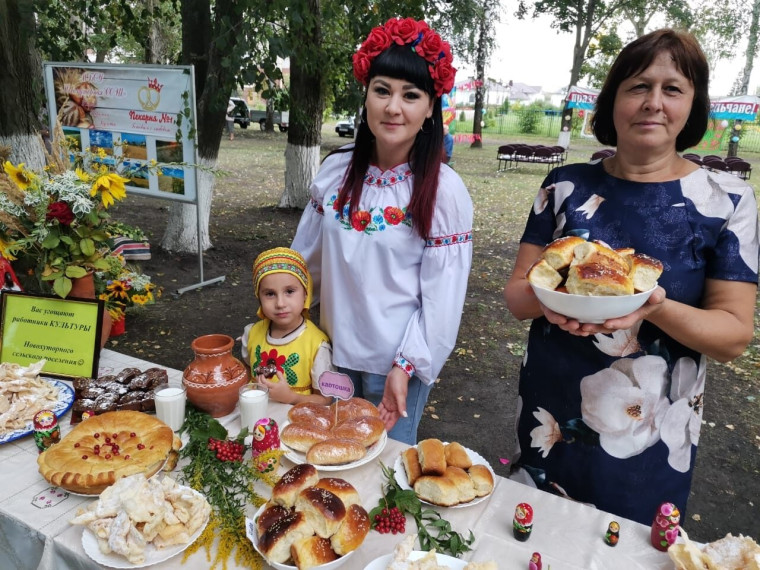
top-left (239, 383), bottom-right (269, 430)
top-left (154, 383), bottom-right (187, 432)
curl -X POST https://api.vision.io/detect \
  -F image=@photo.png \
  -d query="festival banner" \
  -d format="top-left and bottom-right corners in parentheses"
top-left (43, 63), bottom-right (198, 203)
top-left (709, 95), bottom-right (760, 121)
top-left (565, 86), bottom-right (600, 110)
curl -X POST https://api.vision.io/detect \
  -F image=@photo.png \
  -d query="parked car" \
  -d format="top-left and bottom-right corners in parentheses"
top-left (249, 110), bottom-right (289, 132)
top-left (228, 98), bottom-right (250, 129)
top-left (335, 116), bottom-right (356, 137)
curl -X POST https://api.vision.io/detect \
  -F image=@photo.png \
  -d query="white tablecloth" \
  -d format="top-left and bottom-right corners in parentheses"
top-left (0, 349), bottom-right (674, 569)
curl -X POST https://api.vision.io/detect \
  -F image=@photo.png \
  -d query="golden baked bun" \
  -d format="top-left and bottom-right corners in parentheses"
top-left (314, 477), bottom-right (361, 509)
top-left (542, 235), bottom-right (587, 270)
top-left (294, 486), bottom-right (347, 539)
top-left (330, 415), bottom-right (384, 447)
top-left (272, 463), bottom-right (320, 508)
top-left (401, 447), bottom-right (423, 486)
top-left (526, 258), bottom-right (564, 291)
top-left (417, 438), bottom-right (447, 476)
top-left (330, 503), bottom-right (370, 556)
top-left (444, 465), bottom-right (476, 504)
top-left (629, 252), bottom-right (664, 292)
top-left (305, 438), bottom-right (367, 466)
top-left (259, 511), bottom-right (315, 564)
top-left (444, 442), bottom-right (472, 470)
top-left (290, 535), bottom-right (338, 568)
top-left (330, 397), bottom-right (380, 423)
top-left (414, 475), bottom-right (459, 507)
top-left (288, 402), bottom-right (335, 429)
top-left (467, 464), bottom-right (495, 497)
top-left (565, 262), bottom-right (634, 296)
top-left (256, 503), bottom-right (292, 537)
top-left (571, 240), bottom-right (630, 276)
top-left (37, 410), bottom-right (178, 495)
top-left (281, 422), bottom-right (332, 453)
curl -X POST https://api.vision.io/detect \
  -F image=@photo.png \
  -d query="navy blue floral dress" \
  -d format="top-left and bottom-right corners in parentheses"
top-left (513, 161), bottom-right (759, 525)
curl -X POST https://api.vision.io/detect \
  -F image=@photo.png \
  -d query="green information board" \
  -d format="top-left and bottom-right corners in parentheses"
top-left (0, 291), bottom-right (102, 378)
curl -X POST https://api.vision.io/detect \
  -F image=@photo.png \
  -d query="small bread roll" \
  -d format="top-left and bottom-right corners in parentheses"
top-left (444, 465), bottom-right (476, 504)
top-left (526, 258), bottom-right (563, 290)
top-left (444, 442), bottom-right (472, 469)
top-left (306, 438), bottom-right (367, 466)
top-left (256, 502), bottom-right (291, 537)
top-left (401, 447), bottom-right (423, 486)
top-left (330, 397), bottom-right (380, 423)
top-left (281, 422), bottom-right (332, 453)
top-left (417, 438), bottom-right (446, 476)
top-left (290, 535), bottom-right (338, 569)
top-left (330, 503), bottom-right (370, 555)
top-left (467, 464), bottom-right (494, 497)
top-left (314, 477), bottom-right (361, 509)
top-left (565, 262), bottom-right (634, 296)
top-left (294, 486), bottom-right (346, 538)
top-left (464, 563), bottom-right (499, 570)
top-left (258, 511), bottom-right (314, 564)
top-left (541, 235), bottom-right (587, 270)
top-left (272, 463), bottom-right (320, 508)
top-left (414, 475), bottom-right (460, 507)
top-left (331, 415), bottom-right (385, 447)
top-left (571, 240), bottom-right (629, 276)
top-left (288, 402), bottom-right (334, 429)
top-left (628, 252), bottom-right (663, 292)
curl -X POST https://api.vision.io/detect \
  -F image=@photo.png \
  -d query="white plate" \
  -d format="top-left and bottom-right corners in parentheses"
top-left (364, 551), bottom-right (467, 570)
top-left (247, 503), bottom-right (356, 570)
top-left (394, 443), bottom-right (495, 508)
top-left (80, 486), bottom-right (208, 568)
top-left (0, 379), bottom-right (74, 444)
top-left (280, 421), bottom-right (388, 471)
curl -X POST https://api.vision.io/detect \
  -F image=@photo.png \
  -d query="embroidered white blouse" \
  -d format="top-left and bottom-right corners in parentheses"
top-left (291, 150), bottom-right (473, 386)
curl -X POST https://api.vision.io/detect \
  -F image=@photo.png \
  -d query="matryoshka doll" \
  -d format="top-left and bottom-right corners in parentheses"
top-left (604, 521), bottom-right (620, 546)
top-left (251, 417), bottom-right (280, 473)
top-left (650, 502), bottom-right (680, 551)
top-left (33, 410), bottom-right (61, 453)
top-left (513, 502), bottom-right (534, 541)
top-left (528, 552), bottom-right (542, 570)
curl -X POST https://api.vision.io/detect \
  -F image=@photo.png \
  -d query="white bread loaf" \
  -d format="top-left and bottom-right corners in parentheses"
top-left (417, 438), bottom-right (446, 476)
top-left (444, 465), bottom-right (476, 504)
top-left (294, 486), bottom-right (346, 539)
top-left (467, 464), bottom-right (495, 497)
top-left (271, 463), bottom-right (320, 508)
top-left (305, 438), bottom-right (367, 466)
top-left (330, 503), bottom-right (370, 555)
top-left (413, 475), bottom-right (460, 507)
top-left (290, 535), bottom-right (338, 568)
top-left (542, 235), bottom-right (587, 270)
top-left (258, 511), bottom-right (314, 564)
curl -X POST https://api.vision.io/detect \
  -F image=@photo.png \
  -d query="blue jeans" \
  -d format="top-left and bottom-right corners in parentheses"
top-left (337, 367), bottom-right (432, 445)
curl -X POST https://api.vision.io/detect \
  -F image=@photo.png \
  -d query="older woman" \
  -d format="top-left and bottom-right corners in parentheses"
top-left (504, 29), bottom-right (759, 524)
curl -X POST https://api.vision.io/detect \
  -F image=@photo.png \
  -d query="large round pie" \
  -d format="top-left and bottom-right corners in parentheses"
top-left (37, 410), bottom-right (180, 494)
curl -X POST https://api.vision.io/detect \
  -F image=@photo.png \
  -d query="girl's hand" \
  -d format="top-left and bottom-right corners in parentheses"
top-left (377, 366), bottom-right (410, 432)
top-left (259, 371), bottom-right (295, 404)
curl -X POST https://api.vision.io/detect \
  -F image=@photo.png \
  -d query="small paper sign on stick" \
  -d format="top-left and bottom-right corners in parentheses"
top-left (318, 371), bottom-right (354, 401)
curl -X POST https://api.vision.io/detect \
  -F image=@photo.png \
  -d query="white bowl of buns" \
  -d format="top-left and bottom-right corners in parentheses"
top-left (527, 236), bottom-right (663, 323)
top-left (248, 463), bottom-right (370, 570)
top-left (280, 398), bottom-right (386, 467)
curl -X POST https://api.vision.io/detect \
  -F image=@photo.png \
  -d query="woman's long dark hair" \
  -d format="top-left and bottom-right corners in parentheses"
top-left (331, 43), bottom-right (444, 240)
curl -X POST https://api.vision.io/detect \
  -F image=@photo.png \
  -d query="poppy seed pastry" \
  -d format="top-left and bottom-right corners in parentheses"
top-left (294, 486), bottom-right (347, 538)
top-left (271, 463), bottom-right (320, 508)
top-left (258, 511), bottom-right (315, 564)
top-left (36, 410), bottom-right (179, 495)
top-left (330, 503), bottom-right (370, 555)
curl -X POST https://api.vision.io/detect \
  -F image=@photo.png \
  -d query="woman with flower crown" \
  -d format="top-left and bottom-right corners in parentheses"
top-left (291, 17), bottom-right (472, 444)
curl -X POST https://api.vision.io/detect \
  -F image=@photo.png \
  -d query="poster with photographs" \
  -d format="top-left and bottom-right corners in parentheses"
top-left (43, 63), bottom-right (198, 203)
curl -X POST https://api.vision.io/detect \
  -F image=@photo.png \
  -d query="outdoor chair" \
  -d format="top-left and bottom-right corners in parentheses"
top-left (497, 144), bottom-right (516, 171)
top-left (702, 157), bottom-right (728, 171)
top-left (682, 153), bottom-right (702, 165)
top-left (727, 160), bottom-right (752, 180)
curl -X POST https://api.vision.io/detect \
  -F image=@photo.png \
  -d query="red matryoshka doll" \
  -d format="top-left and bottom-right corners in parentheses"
top-left (513, 502), bottom-right (534, 541)
top-left (33, 410), bottom-right (61, 453)
top-left (650, 502), bottom-right (680, 551)
top-left (528, 551), bottom-right (542, 570)
top-left (251, 417), bottom-right (280, 473)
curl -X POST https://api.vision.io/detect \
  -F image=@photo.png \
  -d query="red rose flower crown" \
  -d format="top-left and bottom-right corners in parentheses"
top-left (352, 17), bottom-right (456, 98)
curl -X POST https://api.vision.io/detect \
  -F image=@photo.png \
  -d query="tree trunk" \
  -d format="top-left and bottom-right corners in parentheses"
top-left (0, 0), bottom-right (45, 170)
top-left (145, 0), bottom-right (166, 65)
top-left (734, 0), bottom-right (760, 95)
top-left (280, 0), bottom-right (324, 209)
top-left (568, 0), bottom-right (599, 91)
top-left (265, 92), bottom-right (275, 133)
top-left (162, 0), bottom-right (241, 252)
top-left (470, 13), bottom-right (487, 149)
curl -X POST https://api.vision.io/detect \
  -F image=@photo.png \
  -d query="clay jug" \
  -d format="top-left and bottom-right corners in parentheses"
top-left (69, 272), bottom-right (112, 348)
top-left (182, 334), bottom-right (249, 417)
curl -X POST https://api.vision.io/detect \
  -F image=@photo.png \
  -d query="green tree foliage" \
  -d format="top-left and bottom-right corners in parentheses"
top-left (579, 30), bottom-right (623, 88)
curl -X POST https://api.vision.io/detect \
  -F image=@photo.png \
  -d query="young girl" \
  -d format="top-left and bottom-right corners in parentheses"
top-left (291, 18), bottom-right (473, 443)
top-left (241, 247), bottom-right (333, 405)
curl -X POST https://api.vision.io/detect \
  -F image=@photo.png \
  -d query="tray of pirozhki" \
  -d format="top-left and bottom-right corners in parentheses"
top-left (394, 439), bottom-right (495, 508)
top-left (247, 463), bottom-right (371, 570)
top-left (526, 236), bottom-right (664, 322)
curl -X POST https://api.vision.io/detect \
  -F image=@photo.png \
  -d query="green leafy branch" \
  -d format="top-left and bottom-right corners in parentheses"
top-left (370, 462), bottom-right (475, 558)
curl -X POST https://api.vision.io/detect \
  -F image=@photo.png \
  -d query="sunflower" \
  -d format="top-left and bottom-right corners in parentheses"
top-left (130, 293), bottom-right (150, 305)
top-left (90, 172), bottom-right (129, 208)
top-left (0, 236), bottom-right (17, 261)
top-left (3, 161), bottom-right (37, 190)
top-left (75, 167), bottom-right (91, 183)
top-left (106, 279), bottom-right (129, 299)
